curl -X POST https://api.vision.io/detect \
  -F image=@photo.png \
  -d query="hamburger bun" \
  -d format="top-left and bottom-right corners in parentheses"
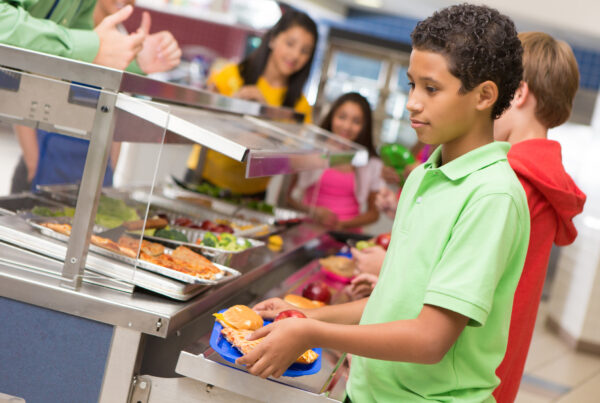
top-left (284, 294), bottom-right (325, 309)
top-left (214, 305), bottom-right (263, 330)
top-left (319, 256), bottom-right (356, 277)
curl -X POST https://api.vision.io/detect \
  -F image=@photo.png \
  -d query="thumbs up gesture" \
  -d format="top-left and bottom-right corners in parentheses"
top-left (135, 12), bottom-right (182, 74)
top-left (93, 5), bottom-right (146, 70)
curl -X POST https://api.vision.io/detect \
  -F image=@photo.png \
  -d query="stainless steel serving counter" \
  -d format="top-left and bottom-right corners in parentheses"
top-left (0, 221), bottom-right (344, 403)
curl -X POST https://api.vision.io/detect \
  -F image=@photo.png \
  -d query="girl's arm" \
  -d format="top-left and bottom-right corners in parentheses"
top-left (338, 191), bottom-right (380, 229)
top-left (238, 304), bottom-right (469, 378)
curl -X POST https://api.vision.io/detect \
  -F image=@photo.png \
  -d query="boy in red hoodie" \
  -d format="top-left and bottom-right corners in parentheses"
top-left (492, 32), bottom-right (587, 402)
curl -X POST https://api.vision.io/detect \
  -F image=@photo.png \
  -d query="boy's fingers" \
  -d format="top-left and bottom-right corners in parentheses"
top-left (236, 350), bottom-right (258, 366)
top-left (246, 323), bottom-right (272, 340)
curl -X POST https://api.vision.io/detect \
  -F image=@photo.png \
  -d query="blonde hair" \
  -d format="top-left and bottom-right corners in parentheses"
top-left (519, 32), bottom-right (580, 128)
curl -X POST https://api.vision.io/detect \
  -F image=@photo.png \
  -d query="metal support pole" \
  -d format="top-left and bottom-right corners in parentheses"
top-left (61, 91), bottom-right (118, 290)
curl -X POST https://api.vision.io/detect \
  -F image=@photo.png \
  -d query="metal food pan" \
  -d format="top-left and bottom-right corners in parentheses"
top-left (28, 220), bottom-right (241, 285)
top-left (0, 193), bottom-right (69, 216)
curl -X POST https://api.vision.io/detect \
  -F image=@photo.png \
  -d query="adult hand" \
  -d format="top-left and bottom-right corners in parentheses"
top-left (236, 318), bottom-right (316, 378)
top-left (346, 272), bottom-right (379, 299)
top-left (136, 12), bottom-right (182, 74)
top-left (93, 5), bottom-right (146, 70)
top-left (375, 186), bottom-right (398, 218)
top-left (253, 298), bottom-right (299, 320)
top-left (235, 85), bottom-right (267, 103)
top-left (351, 246), bottom-right (386, 275)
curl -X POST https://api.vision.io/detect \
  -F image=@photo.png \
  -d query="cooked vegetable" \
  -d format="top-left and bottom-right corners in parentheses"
top-left (202, 232), bottom-right (219, 247)
top-left (154, 228), bottom-right (189, 242)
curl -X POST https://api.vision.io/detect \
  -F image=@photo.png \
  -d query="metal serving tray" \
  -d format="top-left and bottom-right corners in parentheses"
top-left (0, 193), bottom-right (69, 216)
top-left (28, 221), bottom-right (241, 285)
top-left (131, 190), bottom-right (274, 237)
top-left (163, 182), bottom-right (306, 225)
top-left (0, 215), bottom-right (206, 300)
top-left (145, 227), bottom-right (264, 265)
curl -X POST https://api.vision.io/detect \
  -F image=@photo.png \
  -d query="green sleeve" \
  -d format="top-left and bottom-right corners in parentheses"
top-left (126, 58), bottom-right (145, 75)
top-left (0, 2), bottom-right (99, 62)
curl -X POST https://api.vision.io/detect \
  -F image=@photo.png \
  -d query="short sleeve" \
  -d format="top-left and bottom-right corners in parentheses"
top-left (369, 158), bottom-right (385, 192)
top-left (207, 64), bottom-right (242, 97)
top-left (294, 96), bottom-right (313, 123)
top-left (423, 193), bottom-right (525, 326)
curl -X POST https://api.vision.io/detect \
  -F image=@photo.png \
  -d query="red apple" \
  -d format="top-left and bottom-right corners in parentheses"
top-left (302, 282), bottom-right (331, 304)
top-left (275, 309), bottom-right (307, 321)
top-left (375, 233), bottom-right (392, 250)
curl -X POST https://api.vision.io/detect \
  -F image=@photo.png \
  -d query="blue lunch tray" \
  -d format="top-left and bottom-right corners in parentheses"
top-left (209, 310), bottom-right (322, 377)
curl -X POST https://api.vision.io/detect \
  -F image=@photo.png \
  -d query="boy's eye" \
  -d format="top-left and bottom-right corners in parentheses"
top-left (426, 86), bottom-right (438, 93)
top-left (407, 81), bottom-right (415, 89)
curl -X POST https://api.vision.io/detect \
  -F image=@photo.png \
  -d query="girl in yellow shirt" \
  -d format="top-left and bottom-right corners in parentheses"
top-left (186, 10), bottom-right (317, 196)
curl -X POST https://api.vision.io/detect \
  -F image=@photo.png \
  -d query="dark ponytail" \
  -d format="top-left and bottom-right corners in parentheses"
top-left (238, 10), bottom-right (318, 108)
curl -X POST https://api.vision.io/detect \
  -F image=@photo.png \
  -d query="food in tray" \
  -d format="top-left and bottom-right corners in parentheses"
top-left (283, 294), bottom-right (325, 309)
top-left (172, 217), bottom-right (234, 234)
top-left (153, 228), bottom-right (189, 242)
top-left (197, 232), bottom-right (252, 251)
top-left (243, 200), bottom-right (274, 215)
top-left (32, 195), bottom-right (140, 229)
top-left (32, 206), bottom-right (75, 218)
top-left (39, 223), bottom-right (222, 280)
top-left (140, 246), bottom-right (222, 280)
top-left (41, 222), bottom-right (72, 235)
top-left (213, 305), bottom-right (318, 365)
top-left (214, 305), bottom-right (264, 330)
top-left (117, 236), bottom-right (165, 257)
top-left (319, 256), bottom-right (356, 278)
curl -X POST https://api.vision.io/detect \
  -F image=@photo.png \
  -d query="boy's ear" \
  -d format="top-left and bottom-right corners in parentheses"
top-left (474, 80), bottom-right (498, 113)
top-left (512, 81), bottom-right (529, 108)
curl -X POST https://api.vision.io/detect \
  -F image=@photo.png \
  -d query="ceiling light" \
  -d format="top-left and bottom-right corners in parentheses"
top-left (354, 0), bottom-right (383, 8)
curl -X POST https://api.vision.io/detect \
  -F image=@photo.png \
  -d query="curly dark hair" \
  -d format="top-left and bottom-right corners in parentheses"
top-left (411, 3), bottom-right (523, 119)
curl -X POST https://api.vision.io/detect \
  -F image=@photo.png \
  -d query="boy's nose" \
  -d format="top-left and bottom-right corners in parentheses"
top-left (406, 94), bottom-right (422, 113)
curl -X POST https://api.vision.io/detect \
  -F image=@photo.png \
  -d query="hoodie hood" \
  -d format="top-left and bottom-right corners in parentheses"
top-left (508, 139), bottom-right (586, 245)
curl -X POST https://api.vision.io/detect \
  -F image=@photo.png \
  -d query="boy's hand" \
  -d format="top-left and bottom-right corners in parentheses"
top-left (351, 246), bottom-right (386, 275)
top-left (136, 12), bottom-right (182, 74)
top-left (252, 298), bottom-right (298, 320)
top-left (375, 187), bottom-right (398, 218)
top-left (346, 272), bottom-right (379, 299)
top-left (236, 318), bottom-right (315, 379)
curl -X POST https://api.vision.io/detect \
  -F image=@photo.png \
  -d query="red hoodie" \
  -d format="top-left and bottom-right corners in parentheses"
top-left (494, 139), bottom-right (586, 402)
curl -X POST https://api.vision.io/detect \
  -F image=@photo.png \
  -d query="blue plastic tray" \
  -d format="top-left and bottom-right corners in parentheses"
top-left (210, 311), bottom-right (322, 377)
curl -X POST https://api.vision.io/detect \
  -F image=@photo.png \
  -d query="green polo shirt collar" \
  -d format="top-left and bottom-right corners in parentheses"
top-left (424, 141), bottom-right (511, 181)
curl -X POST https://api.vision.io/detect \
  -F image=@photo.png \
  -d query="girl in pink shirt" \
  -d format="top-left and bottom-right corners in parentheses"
top-left (287, 92), bottom-right (383, 231)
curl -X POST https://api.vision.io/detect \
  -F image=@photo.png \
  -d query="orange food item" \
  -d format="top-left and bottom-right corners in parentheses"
top-left (214, 305), bottom-right (263, 331)
top-left (117, 236), bottom-right (164, 257)
top-left (41, 222), bottom-right (71, 236)
top-left (319, 256), bottom-right (356, 277)
top-left (284, 294), bottom-right (325, 309)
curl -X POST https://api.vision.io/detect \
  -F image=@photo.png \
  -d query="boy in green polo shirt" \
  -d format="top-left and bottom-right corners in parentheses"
top-left (241, 4), bottom-right (530, 401)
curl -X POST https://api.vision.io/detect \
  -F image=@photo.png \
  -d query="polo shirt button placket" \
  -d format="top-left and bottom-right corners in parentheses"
top-left (416, 196), bottom-right (423, 204)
